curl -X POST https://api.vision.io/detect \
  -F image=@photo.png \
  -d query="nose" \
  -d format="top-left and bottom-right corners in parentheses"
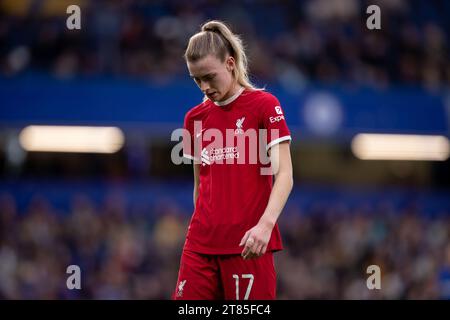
top-left (199, 81), bottom-right (210, 92)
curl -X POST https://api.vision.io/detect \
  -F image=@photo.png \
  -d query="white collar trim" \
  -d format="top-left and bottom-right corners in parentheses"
top-left (213, 87), bottom-right (245, 106)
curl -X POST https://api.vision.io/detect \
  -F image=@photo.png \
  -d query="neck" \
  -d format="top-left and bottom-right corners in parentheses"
top-left (221, 81), bottom-right (242, 102)
top-left (214, 85), bottom-right (245, 106)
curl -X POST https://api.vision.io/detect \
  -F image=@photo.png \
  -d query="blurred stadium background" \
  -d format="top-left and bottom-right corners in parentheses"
top-left (0, 0), bottom-right (449, 299)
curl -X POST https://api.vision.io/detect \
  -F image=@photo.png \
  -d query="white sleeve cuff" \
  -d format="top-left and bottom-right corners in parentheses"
top-left (266, 135), bottom-right (292, 151)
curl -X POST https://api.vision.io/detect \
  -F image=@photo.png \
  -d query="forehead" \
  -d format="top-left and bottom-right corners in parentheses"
top-left (187, 55), bottom-right (224, 77)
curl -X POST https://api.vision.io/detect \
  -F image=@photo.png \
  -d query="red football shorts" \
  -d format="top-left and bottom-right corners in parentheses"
top-left (173, 249), bottom-right (277, 300)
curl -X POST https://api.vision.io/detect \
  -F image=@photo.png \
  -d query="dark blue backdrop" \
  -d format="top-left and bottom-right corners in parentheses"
top-left (1, 74), bottom-right (448, 139)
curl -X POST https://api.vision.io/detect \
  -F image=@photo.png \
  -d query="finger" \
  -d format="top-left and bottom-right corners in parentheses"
top-left (252, 240), bottom-right (262, 255)
top-left (255, 243), bottom-right (264, 256)
top-left (239, 231), bottom-right (250, 247)
top-left (244, 246), bottom-right (254, 259)
top-left (249, 241), bottom-right (258, 254)
top-left (248, 238), bottom-right (257, 253)
top-left (242, 237), bottom-right (255, 258)
top-left (244, 250), bottom-right (255, 260)
top-left (241, 243), bottom-right (250, 257)
top-left (241, 247), bottom-right (248, 258)
top-left (249, 240), bottom-right (260, 257)
top-left (242, 247), bottom-right (248, 259)
top-left (245, 237), bottom-right (255, 253)
top-left (261, 245), bottom-right (268, 255)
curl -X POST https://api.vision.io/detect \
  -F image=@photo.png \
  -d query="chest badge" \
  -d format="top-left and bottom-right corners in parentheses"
top-left (234, 117), bottom-right (245, 135)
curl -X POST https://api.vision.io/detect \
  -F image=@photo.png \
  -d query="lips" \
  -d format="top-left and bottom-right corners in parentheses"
top-left (206, 92), bottom-right (217, 99)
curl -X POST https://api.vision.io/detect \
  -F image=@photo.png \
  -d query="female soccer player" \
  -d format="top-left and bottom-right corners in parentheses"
top-left (173, 20), bottom-right (293, 300)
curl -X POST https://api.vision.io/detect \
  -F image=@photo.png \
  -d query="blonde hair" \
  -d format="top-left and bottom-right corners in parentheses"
top-left (184, 20), bottom-right (259, 91)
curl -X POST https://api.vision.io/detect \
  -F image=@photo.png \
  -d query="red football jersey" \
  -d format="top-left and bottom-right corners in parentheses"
top-left (182, 88), bottom-right (291, 254)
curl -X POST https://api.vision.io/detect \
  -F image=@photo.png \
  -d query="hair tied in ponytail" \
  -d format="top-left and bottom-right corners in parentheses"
top-left (185, 20), bottom-right (264, 92)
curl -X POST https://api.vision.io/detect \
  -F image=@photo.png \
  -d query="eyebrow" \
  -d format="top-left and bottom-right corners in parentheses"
top-left (190, 73), bottom-right (215, 79)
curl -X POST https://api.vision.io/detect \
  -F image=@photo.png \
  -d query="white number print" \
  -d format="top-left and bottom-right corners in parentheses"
top-left (232, 274), bottom-right (254, 300)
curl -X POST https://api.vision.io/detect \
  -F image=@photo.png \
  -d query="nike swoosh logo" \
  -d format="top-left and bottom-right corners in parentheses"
top-left (196, 129), bottom-right (205, 138)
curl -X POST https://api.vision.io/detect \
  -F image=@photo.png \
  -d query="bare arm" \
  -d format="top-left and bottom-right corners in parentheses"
top-left (193, 163), bottom-right (200, 208)
top-left (258, 141), bottom-right (293, 228)
top-left (239, 141), bottom-right (293, 259)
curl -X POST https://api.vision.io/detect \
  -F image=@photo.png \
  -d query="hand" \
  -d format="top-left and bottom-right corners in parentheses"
top-left (239, 221), bottom-right (273, 260)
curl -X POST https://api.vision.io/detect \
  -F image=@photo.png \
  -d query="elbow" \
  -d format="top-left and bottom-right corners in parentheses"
top-left (274, 166), bottom-right (294, 192)
top-left (286, 164), bottom-right (294, 191)
top-left (281, 170), bottom-right (294, 193)
top-left (287, 173), bottom-right (294, 192)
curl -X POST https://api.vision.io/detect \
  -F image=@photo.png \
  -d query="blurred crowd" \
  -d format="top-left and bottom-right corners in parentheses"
top-left (0, 191), bottom-right (449, 299)
top-left (1, 0), bottom-right (449, 300)
top-left (0, 0), bottom-right (449, 90)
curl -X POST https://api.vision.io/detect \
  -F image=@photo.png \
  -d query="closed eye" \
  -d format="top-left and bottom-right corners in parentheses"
top-left (190, 73), bottom-right (216, 82)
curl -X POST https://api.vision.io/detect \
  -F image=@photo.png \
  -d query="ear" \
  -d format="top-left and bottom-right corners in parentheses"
top-left (226, 56), bottom-right (235, 72)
